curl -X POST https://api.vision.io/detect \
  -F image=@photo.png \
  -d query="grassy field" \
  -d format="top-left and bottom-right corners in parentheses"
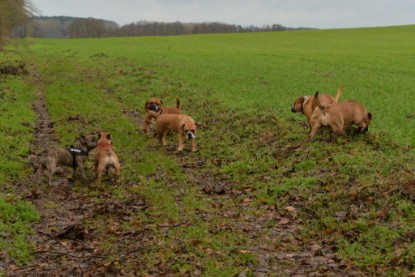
top-left (1, 25), bottom-right (415, 275)
top-left (0, 51), bottom-right (40, 268)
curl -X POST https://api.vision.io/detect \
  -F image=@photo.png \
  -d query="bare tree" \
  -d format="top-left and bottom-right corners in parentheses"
top-left (0, 0), bottom-right (35, 50)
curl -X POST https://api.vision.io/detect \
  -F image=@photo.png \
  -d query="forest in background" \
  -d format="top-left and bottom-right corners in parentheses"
top-left (1, 0), bottom-right (314, 43)
top-left (24, 16), bottom-right (316, 38)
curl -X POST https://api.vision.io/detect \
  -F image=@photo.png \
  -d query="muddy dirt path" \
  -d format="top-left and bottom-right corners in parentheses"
top-left (8, 67), bottom-right (107, 276)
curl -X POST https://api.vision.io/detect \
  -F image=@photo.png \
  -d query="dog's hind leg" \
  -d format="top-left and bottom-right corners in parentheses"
top-left (114, 165), bottom-right (121, 184)
top-left (96, 164), bottom-right (105, 186)
top-left (331, 121), bottom-right (344, 135)
top-left (295, 120), bottom-right (323, 148)
top-left (307, 121), bottom-right (322, 141)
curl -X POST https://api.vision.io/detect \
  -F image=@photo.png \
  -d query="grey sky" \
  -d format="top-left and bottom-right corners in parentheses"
top-left (31, 0), bottom-right (415, 29)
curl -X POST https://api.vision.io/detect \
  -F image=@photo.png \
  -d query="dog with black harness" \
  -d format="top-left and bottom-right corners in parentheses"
top-left (34, 134), bottom-right (98, 185)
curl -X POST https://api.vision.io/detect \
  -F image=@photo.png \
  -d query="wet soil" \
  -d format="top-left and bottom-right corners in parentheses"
top-left (8, 67), bottom-right (109, 276)
top-left (7, 71), bottom-right (353, 276)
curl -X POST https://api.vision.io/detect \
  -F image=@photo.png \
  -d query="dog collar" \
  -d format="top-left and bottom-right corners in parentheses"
top-left (97, 142), bottom-right (111, 148)
top-left (301, 96), bottom-right (310, 114)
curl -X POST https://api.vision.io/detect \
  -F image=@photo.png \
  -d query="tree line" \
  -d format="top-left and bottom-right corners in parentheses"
top-left (30, 17), bottom-right (316, 39)
top-left (1, 4), bottom-right (316, 45)
top-left (0, 0), bottom-right (34, 50)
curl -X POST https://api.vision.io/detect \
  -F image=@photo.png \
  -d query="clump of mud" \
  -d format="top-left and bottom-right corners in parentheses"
top-left (0, 61), bottom-right (28, 75)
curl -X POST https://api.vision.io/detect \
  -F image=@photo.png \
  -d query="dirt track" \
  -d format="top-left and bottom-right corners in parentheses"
top-left (7, 66), bottom-right (355, 276)
top-left (9, 67), bottom-right (110, 276)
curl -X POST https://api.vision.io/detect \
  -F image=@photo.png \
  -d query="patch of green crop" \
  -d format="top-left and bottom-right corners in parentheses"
top-left (0, 51), bottom-right (39, 266)
top-left (0, 197), bottom-right (40, 265)
top-left (0, 53), bottom-right (35, 183)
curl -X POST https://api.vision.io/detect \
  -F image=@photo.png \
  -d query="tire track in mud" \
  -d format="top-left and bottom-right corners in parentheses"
top-left (9, 66), bottom-right (106, 276)
top-left (121, 108), bottom-right (348, 276)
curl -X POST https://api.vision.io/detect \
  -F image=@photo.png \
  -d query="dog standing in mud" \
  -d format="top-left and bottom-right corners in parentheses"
top-left (149, 111), bottom-right (197, 152)
top-left (143, 97), bottom-right (181, 133)
top-left (307, 91), bottom-right (372, 141)
top-left (291, 85), bottom-right (343, 129)
top-left (93, 132), bottom-right (121, 185)
top-left (34, 134), bottom-right (98, 185)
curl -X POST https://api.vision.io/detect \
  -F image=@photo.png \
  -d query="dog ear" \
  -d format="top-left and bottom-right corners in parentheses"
top-left (106, 133), bottom-right (112, 140)
top-left (97, 132), bottom-right (102, 139)
top-left (368, 112), bottom-right (372, 120)
top-left (160, 99), bottom-right (164, 105)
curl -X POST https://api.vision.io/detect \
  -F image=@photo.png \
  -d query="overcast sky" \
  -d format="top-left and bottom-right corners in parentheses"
top-left (31, 0), bottom-right (415, 29)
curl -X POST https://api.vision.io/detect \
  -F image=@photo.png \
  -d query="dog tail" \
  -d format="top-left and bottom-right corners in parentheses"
top-left (176, 97), bottom-right (181, 110)
top-left (314, 91), bottom-right (326, 110)
top-left (334, 85), bottom-right (342, 102)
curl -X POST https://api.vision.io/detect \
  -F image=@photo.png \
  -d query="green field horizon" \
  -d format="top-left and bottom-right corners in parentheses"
top-left (1, 25), bottom-right (415, 275)
top-left (23, 24), bottom-right (415, 146)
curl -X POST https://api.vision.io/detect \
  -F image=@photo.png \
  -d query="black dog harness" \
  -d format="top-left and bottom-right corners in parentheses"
top-left (67, 146), bottom-right (88, 168)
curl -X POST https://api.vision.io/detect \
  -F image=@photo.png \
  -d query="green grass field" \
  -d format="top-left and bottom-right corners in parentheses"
top-left (23, 25), bottom-right (415, 145)
top-left (1, 25), bottom-right (415, 275)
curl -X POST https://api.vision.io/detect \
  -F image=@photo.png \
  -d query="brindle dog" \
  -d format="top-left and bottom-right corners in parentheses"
top-left (34, 134), bottom-right (97, 185)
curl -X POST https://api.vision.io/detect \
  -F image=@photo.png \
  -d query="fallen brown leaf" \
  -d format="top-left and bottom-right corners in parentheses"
top-left (278, 218), bottom-right (290, 225)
